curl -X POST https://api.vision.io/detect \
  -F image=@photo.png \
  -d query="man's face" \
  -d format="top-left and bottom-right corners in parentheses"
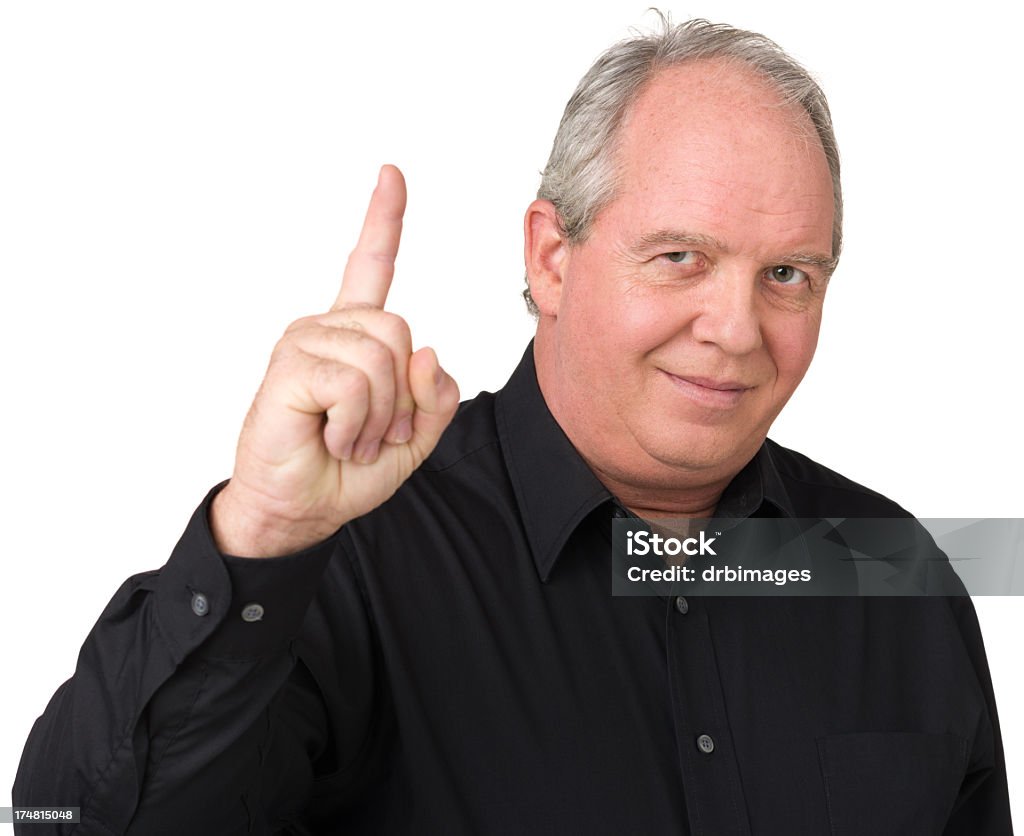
top-left (533, 61), bottom-right (836, 502)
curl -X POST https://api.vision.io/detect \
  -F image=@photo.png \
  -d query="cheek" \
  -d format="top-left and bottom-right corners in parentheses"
top-left (767, 315), bottom-right (821, 385)
top-left (595, 298), bottom-right (684, 362)
top-left (560, 262), bottom-right (663, 358)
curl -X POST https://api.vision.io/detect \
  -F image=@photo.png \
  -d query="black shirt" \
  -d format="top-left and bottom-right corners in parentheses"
top-left (15, 343), bottom-right (1013, 835)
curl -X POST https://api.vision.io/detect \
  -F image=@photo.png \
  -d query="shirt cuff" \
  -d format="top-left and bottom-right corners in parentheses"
top-left (155, 481), bottom-right (337, 662)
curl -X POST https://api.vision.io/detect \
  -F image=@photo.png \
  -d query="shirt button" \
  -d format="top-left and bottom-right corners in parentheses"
top-left (612, 506), bottom-right (628, 518)
top-left (675, 596), bottom-right (689, 615)
top-left (190, 592), bottom-right (209, 617)
top-left (696, 734), bottom-right (715, 754)
top-left (241, 603), bottom-right (265, 623)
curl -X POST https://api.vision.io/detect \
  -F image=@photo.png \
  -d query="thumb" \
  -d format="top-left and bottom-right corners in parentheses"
top-left (408, 346), bottom-right (460, 458)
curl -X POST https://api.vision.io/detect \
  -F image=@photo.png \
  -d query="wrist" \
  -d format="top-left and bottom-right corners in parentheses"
top-left (209, 482), bottom-right (341, 558)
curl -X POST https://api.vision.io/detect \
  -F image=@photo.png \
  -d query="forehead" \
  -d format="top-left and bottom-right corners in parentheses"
top-left (610, 60), bottom-right (834, 253)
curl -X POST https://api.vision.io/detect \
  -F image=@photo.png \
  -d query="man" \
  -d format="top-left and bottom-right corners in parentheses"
top-left (14, 17), bottom-right (1013, 834)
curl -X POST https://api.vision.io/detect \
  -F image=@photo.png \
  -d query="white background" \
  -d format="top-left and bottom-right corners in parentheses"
top-left (2, 0), bottom-right (1020, 819)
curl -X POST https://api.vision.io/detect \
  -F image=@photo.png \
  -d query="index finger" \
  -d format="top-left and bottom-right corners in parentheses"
top-left (333, 164), bottom-right (407, 310)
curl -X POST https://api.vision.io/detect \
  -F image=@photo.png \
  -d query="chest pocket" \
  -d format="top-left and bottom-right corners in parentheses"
top-left (817, 732), bottom-right (968, 836)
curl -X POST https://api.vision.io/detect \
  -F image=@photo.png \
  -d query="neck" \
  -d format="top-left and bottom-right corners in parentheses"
top-left (584, 454), bottom-right (729, 520)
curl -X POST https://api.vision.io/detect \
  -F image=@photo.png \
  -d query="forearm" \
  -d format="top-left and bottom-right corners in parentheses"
top-left (12, 484), bottom-right (341, 834)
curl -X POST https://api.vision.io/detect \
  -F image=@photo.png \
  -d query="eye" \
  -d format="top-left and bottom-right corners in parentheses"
top-left (766, 265), bottom-right (808, 285)
top-left (665, 251), bottom-right (698, 264)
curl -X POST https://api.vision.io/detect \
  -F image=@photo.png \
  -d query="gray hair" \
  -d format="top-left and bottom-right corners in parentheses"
top-left (524, 14), bottom-right (842, 315)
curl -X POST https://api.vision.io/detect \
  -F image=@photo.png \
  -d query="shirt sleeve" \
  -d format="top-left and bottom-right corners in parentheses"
top-left (942, 595), bottom-right (1015, 835)
top-left (12, 482), bottom-right (382, 835)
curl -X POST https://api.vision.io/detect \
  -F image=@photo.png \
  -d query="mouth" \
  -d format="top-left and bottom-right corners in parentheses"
top-left (661, 370), bottom-right (753, 409)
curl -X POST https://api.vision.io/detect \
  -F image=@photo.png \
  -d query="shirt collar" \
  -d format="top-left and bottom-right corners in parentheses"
top-left (714, 441), bottom-right (797, 519)
top-left (494, 342), bottom-right (796, 581)
top-left (756, 440), bottom-right (798, 517)
top-left (495, 343), bottom-right (612, 583)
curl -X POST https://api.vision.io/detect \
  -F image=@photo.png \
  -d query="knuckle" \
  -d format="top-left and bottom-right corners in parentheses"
top-left (325, 402), bottom-right (360, 434)
top-left (339, 367), bottom-right (370, 401)
top-left (343, 251), bottom-right (395, 282)
top-left (285, 314), bottom-right (317, 335)
top-left (326, 377), bottom-right (363, 408)
top-left (368, 251), bottom-right (397, 267)
top-left (358, 334), bottom-right (394, 375)
top-left (313, 360), bottom-right (367, 400)
top-left (268, 339), bottom-right (299, 370)
top-left (322, 310), bottom-right (369, 330)
top-left (342, 250), bottom-right (362, 275)
top-left (351, 249), bottom-right (396, 268)
top-left (338, 318), bottom-right (366, 332)
top-left (379, 311), bottom-right (412, 348)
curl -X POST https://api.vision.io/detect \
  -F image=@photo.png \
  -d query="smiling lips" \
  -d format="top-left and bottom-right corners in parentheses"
top-left (662, 370), bottom-right (753, 409)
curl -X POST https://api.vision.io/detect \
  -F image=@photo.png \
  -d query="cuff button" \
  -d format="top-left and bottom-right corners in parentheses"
top-left (241, 603), bottom-right (265, 623)
top-left (190, 592), bottom-right (210, 617)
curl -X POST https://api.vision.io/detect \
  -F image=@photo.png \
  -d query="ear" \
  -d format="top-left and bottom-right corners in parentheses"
top-left (523, 199), bottom-right (569, 316)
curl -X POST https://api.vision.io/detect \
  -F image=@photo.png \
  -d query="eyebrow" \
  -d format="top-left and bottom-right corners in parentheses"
top-left (631, 230), bottom-right (728, 255)
top-left (630, 229), bottom-right (839, 276)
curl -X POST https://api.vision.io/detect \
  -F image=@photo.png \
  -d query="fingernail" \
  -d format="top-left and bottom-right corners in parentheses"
top-left (394, 416), bottom-right (412, 443)
top-left (435, 364), bottom-right (444, 387)
top-left (339, 440), bottom-right (354, 461)
top-left (357, 439), bottom-right (380, 464)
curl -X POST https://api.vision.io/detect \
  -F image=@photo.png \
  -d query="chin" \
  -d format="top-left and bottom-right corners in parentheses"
top-left (636, 425), bottom-right (761, 477)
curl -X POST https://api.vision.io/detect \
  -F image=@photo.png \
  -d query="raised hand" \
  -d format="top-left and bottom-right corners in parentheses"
top-left (210, 165), bottom-right (460, 557)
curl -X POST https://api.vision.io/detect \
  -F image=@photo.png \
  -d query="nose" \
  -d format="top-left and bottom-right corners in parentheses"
top-left (690, 270), bottom-right (763, 356)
